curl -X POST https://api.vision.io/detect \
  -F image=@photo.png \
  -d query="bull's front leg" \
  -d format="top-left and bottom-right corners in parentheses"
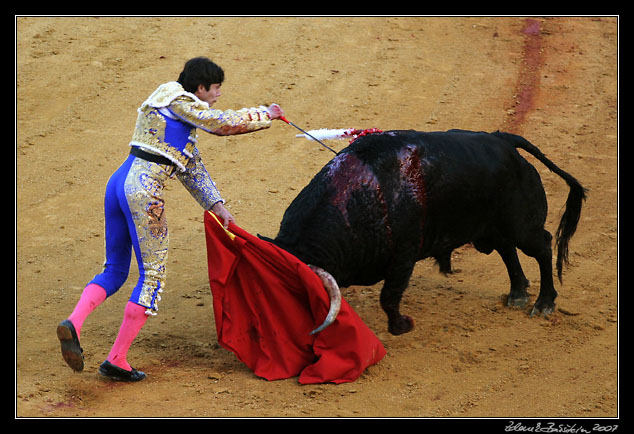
top-left (380, 263), bottom-right (416, 335)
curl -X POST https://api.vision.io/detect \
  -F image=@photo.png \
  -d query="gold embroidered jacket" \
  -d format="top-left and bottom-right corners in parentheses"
top-left (129, 81), bottom-right (272, 210)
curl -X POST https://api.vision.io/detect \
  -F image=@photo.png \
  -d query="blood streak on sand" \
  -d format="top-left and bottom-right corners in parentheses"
top-left (507, 18), bottom-right (545, 133)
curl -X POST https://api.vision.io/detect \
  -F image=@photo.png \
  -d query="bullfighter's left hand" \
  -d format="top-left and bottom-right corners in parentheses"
top-left (211, 201), bottom-right (235, 229)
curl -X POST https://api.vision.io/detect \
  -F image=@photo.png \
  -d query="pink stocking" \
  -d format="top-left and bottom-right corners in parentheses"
top-left (106, 301), bottom-right (148, 371)
top-left (67, 283), bottom-right (107, 340)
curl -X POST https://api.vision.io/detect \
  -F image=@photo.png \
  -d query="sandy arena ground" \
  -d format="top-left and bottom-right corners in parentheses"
top-left (16, 16), bottom-right (618, 419)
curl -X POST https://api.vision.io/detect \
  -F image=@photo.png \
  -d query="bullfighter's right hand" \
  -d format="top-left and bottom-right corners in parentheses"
top-left (267, 103), bottom-right (284, 120)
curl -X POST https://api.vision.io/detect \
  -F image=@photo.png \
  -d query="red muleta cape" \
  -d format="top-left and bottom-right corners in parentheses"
top-left (204, 211), bottom-right (386, 384)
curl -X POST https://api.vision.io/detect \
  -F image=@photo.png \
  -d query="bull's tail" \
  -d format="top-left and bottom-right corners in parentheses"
top-left (493, 131), bottom-right (587, 282)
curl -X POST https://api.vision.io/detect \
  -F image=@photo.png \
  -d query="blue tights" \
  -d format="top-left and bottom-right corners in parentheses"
top-left (90, 154), bottom-right (171, 315)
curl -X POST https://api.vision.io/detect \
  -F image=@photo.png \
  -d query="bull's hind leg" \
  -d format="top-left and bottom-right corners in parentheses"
top-left (519, 229), bottom-right (558, 316)
top-left (496, 244), bottom-right (531, 307)
top-left (434, 250), bottom-right (454, 275)
top-left (380, 262), bottom-right (416, 335)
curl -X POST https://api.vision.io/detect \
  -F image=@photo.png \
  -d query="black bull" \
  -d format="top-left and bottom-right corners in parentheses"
top-left (261, 129), bottom-right (586, 335)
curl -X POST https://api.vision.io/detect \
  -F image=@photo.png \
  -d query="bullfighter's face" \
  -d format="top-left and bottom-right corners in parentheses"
top-left (195, 83), bottom-right (222, 106)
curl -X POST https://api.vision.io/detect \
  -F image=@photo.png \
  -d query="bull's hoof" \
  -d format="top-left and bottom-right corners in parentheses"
top-left (506, 294), bottom-right (530, 308)
top-left (529, 302), bottom-right (555, 318)
top-left (388, 315), bottom-right (415, 335)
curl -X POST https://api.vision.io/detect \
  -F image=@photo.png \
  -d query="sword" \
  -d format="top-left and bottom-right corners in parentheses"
top-left (279, 116), bottom-right (338, 155)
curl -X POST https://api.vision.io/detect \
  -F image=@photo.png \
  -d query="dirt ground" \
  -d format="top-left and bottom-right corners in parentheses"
top-left (16, 16), bottom-right (618, 419)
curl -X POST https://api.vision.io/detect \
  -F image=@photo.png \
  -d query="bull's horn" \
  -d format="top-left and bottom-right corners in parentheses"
top-left (308, 265), bottom-right (342, 335)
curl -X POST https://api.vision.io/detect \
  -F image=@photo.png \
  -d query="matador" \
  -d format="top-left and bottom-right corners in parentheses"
top-left (57, 57), bottom-right (285, 381)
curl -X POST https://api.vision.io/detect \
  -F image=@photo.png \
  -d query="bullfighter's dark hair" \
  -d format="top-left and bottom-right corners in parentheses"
top-left (177, 57), bottom-right (225, 94)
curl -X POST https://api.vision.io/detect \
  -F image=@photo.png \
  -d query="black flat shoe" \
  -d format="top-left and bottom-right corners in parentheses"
top-left (57, 319), bottom-right (84, 372)
top-left (99, 360), bottom-right (146, 382)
